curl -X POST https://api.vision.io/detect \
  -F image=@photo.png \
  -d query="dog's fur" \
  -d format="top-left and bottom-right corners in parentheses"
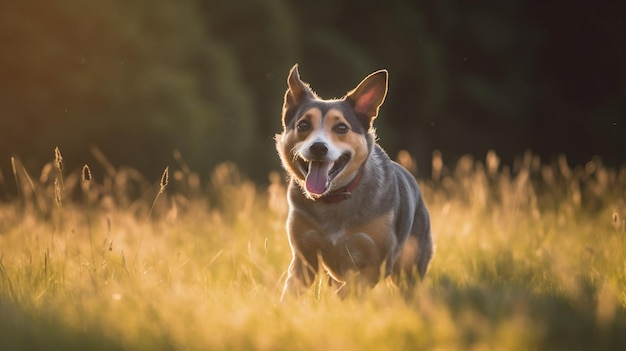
top-left (276, 64), bottom-right (433, 299)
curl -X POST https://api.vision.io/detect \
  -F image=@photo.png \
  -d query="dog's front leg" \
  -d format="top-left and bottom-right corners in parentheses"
top-left (281, 254), bottom-right (317, 300)
top-left (334, 232), bottom-right (387, 298)
top-left (281, 215), bottom-right (327, 300)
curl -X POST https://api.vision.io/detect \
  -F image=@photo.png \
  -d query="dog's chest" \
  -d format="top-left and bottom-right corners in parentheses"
top-left (303, 201), bottom-right (395, 239)
top-left (292, 207), bottom-right (397, 280)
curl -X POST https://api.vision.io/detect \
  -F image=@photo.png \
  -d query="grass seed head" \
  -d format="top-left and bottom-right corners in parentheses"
top-left (10, 156), bottom-right (17, 178)
top-left (54, 178), bottom-right (62, 207)
top-left (54, 147), bottom-right (63, 172)
top-left (160, 167), bottom-right (169, 194)
top-left (82, 164), bottom-right (92, 183)
top-left (432, 150), bottom-right (443, 181)
top-left (486, 150), bottom-right (500, 176)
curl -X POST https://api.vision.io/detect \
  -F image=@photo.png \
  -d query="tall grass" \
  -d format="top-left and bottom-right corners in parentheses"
top-left (0, 149), bottom-right (624, 350)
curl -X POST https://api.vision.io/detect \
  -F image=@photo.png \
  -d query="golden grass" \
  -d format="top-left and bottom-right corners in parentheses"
top-left (0, 150), bottom-right (625, 350)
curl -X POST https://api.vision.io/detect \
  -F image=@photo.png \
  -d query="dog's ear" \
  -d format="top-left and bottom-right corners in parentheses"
top-left (283, 64), bottom-right (315, 128)
top-left (345, 70), bottom-right (388, 128)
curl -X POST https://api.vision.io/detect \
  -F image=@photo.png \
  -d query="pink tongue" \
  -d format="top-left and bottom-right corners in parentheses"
top-left (305, 161), bottom-right (332, 195)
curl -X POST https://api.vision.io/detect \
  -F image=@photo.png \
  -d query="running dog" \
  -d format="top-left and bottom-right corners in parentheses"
top-left (276, 64), bottom-right (433, 299)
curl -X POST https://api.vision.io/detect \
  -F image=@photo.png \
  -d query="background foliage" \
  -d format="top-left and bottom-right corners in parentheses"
top-left (1, 0), bottom-right (624, 184)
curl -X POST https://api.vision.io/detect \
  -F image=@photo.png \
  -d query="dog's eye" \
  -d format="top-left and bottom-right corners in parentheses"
top-left (333, 123), bottom-right (349, 134)
top-left (296, 120), bottom-right (311, 132)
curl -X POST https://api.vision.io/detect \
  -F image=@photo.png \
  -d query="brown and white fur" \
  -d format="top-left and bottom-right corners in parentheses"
top-left (276, 64), bottom-right (433, 299)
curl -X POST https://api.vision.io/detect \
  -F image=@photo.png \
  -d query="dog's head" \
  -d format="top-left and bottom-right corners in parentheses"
top-left (276, 64), bottom-right (388, 200)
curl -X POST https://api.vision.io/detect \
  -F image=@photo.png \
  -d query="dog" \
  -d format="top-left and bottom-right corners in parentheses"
top-left (276, 64), bottom-right (433, 299)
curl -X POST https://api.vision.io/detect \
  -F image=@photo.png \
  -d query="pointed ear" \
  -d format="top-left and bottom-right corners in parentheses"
top-left (282, 64), bottom-right (315, 127)
top-left (345, 70), bottom-right (388, 127)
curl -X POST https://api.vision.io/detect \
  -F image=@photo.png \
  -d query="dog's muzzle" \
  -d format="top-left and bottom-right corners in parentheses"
top-left (298, 152), bottom-right (350, 196)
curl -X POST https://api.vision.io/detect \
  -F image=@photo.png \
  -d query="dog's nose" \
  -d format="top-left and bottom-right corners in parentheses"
top-left (309, 142), bottom-right (328, 157)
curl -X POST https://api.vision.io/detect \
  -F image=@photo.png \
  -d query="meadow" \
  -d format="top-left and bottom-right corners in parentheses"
top-left (0, 148), bottom-right (625, 350)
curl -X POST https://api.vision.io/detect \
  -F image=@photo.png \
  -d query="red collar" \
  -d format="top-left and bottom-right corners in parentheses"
top-left (320, 168), bottom-right (365, 204)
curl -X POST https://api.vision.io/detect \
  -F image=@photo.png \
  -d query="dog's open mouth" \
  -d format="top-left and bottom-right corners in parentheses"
top-left (298, 153), bottom-right (350, 196)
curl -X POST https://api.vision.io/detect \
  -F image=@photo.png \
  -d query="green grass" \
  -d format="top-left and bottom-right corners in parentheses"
top-left (1, 151), bottom-right (625, 350)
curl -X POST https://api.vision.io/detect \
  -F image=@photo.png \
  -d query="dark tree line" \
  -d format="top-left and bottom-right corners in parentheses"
top-left (1, 0), bottom-right (624, 184)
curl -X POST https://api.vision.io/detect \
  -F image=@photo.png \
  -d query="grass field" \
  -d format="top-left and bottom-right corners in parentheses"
top-left (1, 149), bottom-right (625, 350)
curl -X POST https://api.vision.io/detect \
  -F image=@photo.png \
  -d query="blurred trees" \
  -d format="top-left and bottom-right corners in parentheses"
top-left (1, 0), bottom-right (262, 178)
top-left (1, 0), bottom-right (623, 184)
